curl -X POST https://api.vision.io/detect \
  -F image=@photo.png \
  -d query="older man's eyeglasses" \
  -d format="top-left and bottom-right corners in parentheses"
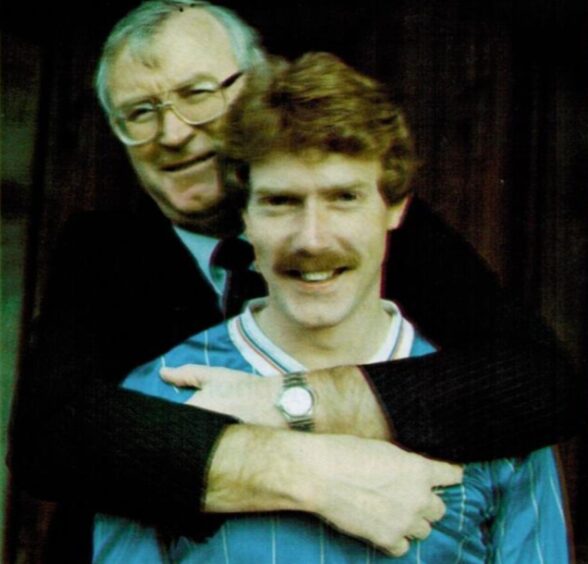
top-left (110, 71), bottom-right (243, 146)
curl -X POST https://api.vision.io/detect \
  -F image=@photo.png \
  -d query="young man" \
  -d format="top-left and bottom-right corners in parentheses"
top-left (9, 1), bottom-right (577, 561)
top-left (93, 52), bottom-right (568, 563)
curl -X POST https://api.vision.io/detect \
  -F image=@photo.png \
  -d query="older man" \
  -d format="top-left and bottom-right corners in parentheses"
top-left (9, 1), bottom-right (577, 562)
top-left (94, 52), bottom-right (568, 563)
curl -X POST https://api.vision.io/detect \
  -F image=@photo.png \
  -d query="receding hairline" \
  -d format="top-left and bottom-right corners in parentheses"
top-left (95, 1), bottom-right (266, 114)
top-left (109, 8), bottom-right (236, 81)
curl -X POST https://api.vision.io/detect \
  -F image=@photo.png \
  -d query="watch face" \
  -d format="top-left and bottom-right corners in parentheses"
top-left (281, 386), bottom-right (313, 417)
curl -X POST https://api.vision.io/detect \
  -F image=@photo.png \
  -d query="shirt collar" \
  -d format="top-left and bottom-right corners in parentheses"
top-left (172, 226), bottom-right (223, 295)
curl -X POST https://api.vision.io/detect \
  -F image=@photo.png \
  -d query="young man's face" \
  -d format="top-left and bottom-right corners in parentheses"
top-left (106, 10), bottom-right (245, 226)
top-left (244, 151), bottom-right (406, 330)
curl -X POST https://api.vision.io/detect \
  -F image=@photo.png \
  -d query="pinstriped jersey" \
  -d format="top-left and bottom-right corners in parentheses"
top-left (93, 300), bottom-right (569, 563)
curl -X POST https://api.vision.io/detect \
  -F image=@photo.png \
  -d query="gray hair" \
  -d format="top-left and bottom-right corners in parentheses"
top-left (95, 0), bottom-right (267, 113)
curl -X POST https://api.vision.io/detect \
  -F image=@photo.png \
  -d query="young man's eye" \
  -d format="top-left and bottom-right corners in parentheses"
top-left (262, 195), bottom-right (297, 206)
top-left (334, 191), bottom-right (359, 202)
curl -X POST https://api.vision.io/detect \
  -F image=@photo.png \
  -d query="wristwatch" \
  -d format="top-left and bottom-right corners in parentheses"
top-left (275, 373), bottom-right (315, 431)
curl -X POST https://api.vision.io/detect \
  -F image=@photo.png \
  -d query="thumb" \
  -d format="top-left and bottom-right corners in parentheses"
top-left (160, 365), bottom-right (205, 388)
top-left (429, 461), bottom-right (464, 487)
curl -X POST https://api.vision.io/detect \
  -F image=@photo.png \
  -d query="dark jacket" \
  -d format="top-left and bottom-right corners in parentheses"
top-left (8, 197), bottom-right (580, 562)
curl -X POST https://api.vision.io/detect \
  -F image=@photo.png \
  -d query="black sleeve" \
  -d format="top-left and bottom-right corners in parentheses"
top-left (8, 213), bottom-right (233, 537)
top-left (363, 197), bottom-right (582, 462)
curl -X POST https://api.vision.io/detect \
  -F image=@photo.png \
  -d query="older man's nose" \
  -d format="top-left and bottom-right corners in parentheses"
top-left (158, 109), bottom-right (195, 147)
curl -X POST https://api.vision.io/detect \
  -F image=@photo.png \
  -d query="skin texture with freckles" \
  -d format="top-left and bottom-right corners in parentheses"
top-left (106, 10), bottom-right (245, 230)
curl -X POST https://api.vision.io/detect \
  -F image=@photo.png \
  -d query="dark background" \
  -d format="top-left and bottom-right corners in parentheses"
top-left (2, 0), bottom-right (587, 560)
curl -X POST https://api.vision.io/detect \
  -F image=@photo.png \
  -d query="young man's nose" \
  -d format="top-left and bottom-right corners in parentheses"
top-left (293, 203), bottom-right (331, 253)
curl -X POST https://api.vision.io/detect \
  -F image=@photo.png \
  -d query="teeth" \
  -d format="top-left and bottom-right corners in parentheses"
top-left (300, 271), bottom-right (336, 282)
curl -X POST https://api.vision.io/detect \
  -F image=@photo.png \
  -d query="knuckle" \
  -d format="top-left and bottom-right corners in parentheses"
top-left (434, 497), bottom-right (447, 519)
top-left (423, 494), bottom-right (446, 523)
top-left (431, 494), bottom-right (446, 516)
top-left (411, 520), bottom-right (432, 540)
top-left (387, 539), bottom-right (410, 557)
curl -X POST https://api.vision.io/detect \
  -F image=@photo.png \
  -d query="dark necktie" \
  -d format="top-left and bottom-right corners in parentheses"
top-left (211, 237), bottom-right (267, 318)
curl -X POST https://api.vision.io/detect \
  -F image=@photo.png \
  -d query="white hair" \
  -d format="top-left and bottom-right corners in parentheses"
top-left (95, 0), bottom-right (267, 113)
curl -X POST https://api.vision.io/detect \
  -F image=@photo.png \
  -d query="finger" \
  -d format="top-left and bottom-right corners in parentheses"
top-left (407, 519), bottom-right (432, 541)
top-left (429, 461), bottom-right (463, 487)
top-left (387, 537), bottom-right (410, 557)
top-left (422, 493), bottom-right (446, 523)
top-left (160, 365), bottom-right (203, 387)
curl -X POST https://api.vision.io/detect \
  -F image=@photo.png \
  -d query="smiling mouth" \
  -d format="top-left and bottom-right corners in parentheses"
top-left (286, 268), bottom-right (348, 283)
top-left (160, 151), bottom-right (216, 172)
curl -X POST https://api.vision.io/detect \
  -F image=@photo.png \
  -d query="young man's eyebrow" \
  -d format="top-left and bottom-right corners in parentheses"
top-left (253, 182), bottom-right (368, 194)
top-left (251, 187), bottom-right (302, 196)
top-left (322, 182), bottom-right (367, 192)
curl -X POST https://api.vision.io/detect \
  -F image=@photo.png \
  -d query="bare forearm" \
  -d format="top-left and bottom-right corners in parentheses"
top-left (167, 364), bottom-right (391, 440)
top-left (204, 424), bottom-right (308, 513)
top-left (306, 365), bottom-right (391, 440)
top-left (204, 423), bottom-right (462, 556)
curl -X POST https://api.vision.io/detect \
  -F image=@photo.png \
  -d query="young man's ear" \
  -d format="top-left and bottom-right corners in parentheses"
top-left (386, 196), bottom-right (410, 231)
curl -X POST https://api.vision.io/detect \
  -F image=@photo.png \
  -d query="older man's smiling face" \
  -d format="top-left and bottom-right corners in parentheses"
top-left (244, 151), bottom-right (406, 332)
top-left (107, 9), bottom-right (244, 226)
